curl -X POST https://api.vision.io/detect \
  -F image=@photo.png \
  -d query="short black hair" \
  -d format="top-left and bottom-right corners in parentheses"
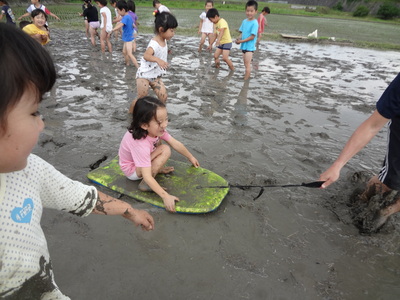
top-left (246, 0), bottom-right (258, 11)
top-left (116, 0), bottom-right (128, 11)
top-left (0, 23), bottom-right (56, 131)
top-left (206, 8), bottom-right (219, 19)
top-left (31, 9), bottom-right (48, 21)
top-left (127, 0), bottom-right (135, 12)
top-left (262, 6), bottom-right (270, 13)
top-left (97, 0), bottom-right (108, 6)
top-left (154, 11), bottom-right (178, 34)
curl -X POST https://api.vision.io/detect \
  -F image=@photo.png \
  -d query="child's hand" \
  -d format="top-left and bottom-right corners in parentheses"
top-left (157, 59), bottom-right (169, 70)
top-left (41, 34), bottom-right (48, 43)
top-left (123, 208), bottom-right (155, 231)
top-left (235, 38), bottom-right (241, 44)
top-left (162, 194), bottom-right (179, 213)
top-left (189, 156), bottom-right (200, 168)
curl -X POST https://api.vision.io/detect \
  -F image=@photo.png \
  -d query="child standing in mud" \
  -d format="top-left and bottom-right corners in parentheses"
top-left (129, 11), bottom-right (177, 113)
top-left (257, 6), bottom-right (270, 43)
top-left (111, 0), bottom-right (138, 68)
top-left (320, 73), bottom-right (400, 233)
top-left (96, 0), bottom-right (113, 53)
top-left (235, 0), bottom-right (259, 80)
top-left (0, 23), bottom-right (154, 299)
top-left (18, 0), bottom-right (60, 22)
top-left (82, 0), bottom-right (100, 47)
top-left (119, 96), bottom-right (200, 213)
top-left (206, 8), bottom-right (234, 71)
top-left (198, 0), bottom-right (214, 52)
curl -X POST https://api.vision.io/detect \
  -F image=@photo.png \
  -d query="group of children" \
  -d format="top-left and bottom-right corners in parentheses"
top-left (0, 2), bottom-right (269, 296)
top-left (198, 0), bottom-right (270, 80)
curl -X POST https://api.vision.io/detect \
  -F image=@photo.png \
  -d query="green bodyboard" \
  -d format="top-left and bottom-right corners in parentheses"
top-left (87, 156), bottom-right (229, 214)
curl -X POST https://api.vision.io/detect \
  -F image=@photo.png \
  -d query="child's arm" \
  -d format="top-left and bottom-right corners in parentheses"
top-left (215, 28), bottom-right (224, 46)
top-left (235, 32), bottom-right (242, 44)
top-left (166, 136), bottom-right (200, 168)
top-left (45, 8), bottom-right (60, 21)
top-left (93, 191), bottom-right (154, 230)
top-left (236, 33), bottom-right (255, 44)
top-left (141, 168), bottom-right (180, 213)
top-left (143, 46), bottom-right (168, 70)
top-left (198, 19), bottom-right (203, 34)
top-left (101, 11), bottom-right (107, 33)
top-left (18, 12), bottom-right (30, 20)
top-left (112, 21), bottom-right (124, 33)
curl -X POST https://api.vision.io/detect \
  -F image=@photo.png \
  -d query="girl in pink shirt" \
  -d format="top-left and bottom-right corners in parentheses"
top-left (119, 96), bottom-right (200, 212)
top-left (257, 6), bottom-right (270, 42)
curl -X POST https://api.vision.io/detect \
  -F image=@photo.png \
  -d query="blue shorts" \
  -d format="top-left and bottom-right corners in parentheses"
top-left (217, 42), bottom-right (232, 50)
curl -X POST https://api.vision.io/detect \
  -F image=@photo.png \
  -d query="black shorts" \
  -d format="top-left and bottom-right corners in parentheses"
top-left (378, 117), bottom-right (400, 190)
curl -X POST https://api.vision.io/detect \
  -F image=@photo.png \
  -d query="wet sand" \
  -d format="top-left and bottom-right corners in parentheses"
top-left (36, 29), bottom-right (400, 299)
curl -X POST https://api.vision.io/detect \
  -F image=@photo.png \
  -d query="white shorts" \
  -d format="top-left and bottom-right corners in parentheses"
top-left (127, 170), bottom-right (142, 181)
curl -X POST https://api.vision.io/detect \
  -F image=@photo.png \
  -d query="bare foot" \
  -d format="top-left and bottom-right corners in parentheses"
top-left (159, 166), bottom-right (174, 174)
top-left (138, 180), bottom-right (153, 192)
top-left (215, 61), bottom-right (220, 68)
top-left (138, 179), bottom-right (167, 192)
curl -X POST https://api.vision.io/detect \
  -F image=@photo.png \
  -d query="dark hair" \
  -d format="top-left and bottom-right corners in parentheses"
top-left (19, 20), bottom-right (31, 29)
top-left (0, 23), bottom-right (56, 132)
top-left (31, 8), bottom-right (48, 21)
top-left (84, 0), bottom-right (93, 8)
top-left (152, 0), bottom-right (160, 8)
top-left (128, 97), bottom-right (166, 140)
top-left (116, 0), bottom-right (128, 11)
top-left (205, 0), bottom-right (213, 5)
top-left (127, 0), bottom-right (135, 12)
top-left (97, 0), bottom-right (108, 6)
top-left (246, 0), bottom-right (258, 11)
top-left (154, 11), bottom-right (177, 34)
top-left (206, 8), bottom-right (219, 19)
top-left (262, 6), bottom-right (270, 13)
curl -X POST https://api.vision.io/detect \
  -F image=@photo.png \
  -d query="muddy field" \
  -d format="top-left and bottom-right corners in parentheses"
top-left (34, 29), bottom-right (400, 299)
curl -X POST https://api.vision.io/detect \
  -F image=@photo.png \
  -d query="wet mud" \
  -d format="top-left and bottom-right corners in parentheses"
top-left (36, 29), bottom-right (400, 299)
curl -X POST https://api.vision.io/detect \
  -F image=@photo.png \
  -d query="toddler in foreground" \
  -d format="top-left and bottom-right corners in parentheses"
top-left (0, 23), bottom-right (154, 299)
top-left (119, 96), bottom-right (200, 212)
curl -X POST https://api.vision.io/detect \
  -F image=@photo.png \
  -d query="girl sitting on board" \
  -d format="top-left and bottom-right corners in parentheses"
top-left (119, 96), bottom-right (200, 213)
top-left (129, 11), bottom-right (177, 113)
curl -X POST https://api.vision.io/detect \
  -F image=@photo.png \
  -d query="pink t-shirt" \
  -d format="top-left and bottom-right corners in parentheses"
top-left (257, 13), bottom-right (265, 34)
top-left (118, 130), bottom-right (171, 177)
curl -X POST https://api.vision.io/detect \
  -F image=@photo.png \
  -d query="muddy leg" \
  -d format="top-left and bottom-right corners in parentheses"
top-left (129, 78), bottom-right (150, 113)
top-left (149, 78), bottom-right (167, 103)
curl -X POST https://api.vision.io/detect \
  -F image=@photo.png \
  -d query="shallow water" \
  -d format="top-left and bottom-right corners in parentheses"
top-left (37, 30), bottom-right (400, 299)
